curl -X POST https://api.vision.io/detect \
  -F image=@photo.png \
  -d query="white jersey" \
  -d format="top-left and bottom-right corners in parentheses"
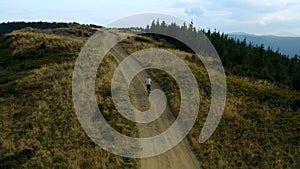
top-left (145, 78), bottom-right (152, 85)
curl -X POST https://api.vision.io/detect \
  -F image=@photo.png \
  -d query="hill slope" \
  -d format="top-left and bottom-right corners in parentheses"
top-left (121, 34), bottom-right (300, 168)
top-left (0, 25), bottom-right (299, 168)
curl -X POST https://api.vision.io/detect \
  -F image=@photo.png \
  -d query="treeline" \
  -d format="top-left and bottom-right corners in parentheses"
top-left (0, 21), bottom-right (102, 35)
top-left (144, 20), bottom-right (300, 91)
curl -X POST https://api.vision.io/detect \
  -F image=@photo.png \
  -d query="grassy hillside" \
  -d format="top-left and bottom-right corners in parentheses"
top-left (0, 21), bottom-right (102, 35)
top-left (121, 35), bottom-right (300, 168)
top-left (0, 26), bottom-right (138, 168)
top-left (0, 25), bottom-right (299, 168)
top-left (0, 25), bottom-right (97, 84)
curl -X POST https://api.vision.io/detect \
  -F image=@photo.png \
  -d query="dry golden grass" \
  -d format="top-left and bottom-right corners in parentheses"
top-left (119, 35), bottom-right (300, 168)
top-left (0, 29), bottom-right (138, 168)
top-left (0, 59), bottom-right (138, 168)
top-left (8, 29), bottom-right (84, 57)
top-left (1, 28), bottom-right (299, 168)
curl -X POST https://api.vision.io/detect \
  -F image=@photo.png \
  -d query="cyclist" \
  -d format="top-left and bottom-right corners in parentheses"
top-left (145, 76), bottom-right (152, 94)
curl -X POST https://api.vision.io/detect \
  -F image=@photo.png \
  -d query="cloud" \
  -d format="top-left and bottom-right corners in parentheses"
top-left (166, 0), bottom-right (300, 35)
top-left (1, 0), bottom-right (300, 36)
top-left (184, 7), bottom-right (204, 17)
top-left (236, 0), bottom-right (300, 7)
top-left (259, 2), bottom-right (300, 24)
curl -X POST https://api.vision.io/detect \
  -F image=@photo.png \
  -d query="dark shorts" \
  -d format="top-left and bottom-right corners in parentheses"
top-left (146, 84), bottom-right (151, 91)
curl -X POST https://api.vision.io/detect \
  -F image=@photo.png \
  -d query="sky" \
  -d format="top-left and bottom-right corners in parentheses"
top-left (1, 0), bottom-right (300, 36)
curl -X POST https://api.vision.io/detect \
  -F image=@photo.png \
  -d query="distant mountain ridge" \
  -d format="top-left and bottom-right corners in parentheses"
top-left (229, 33), bottom-right (300, 57)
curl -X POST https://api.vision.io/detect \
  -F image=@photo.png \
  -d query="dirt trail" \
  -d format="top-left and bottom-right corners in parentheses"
top-left (105, 29), bottom-right (200, 169)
